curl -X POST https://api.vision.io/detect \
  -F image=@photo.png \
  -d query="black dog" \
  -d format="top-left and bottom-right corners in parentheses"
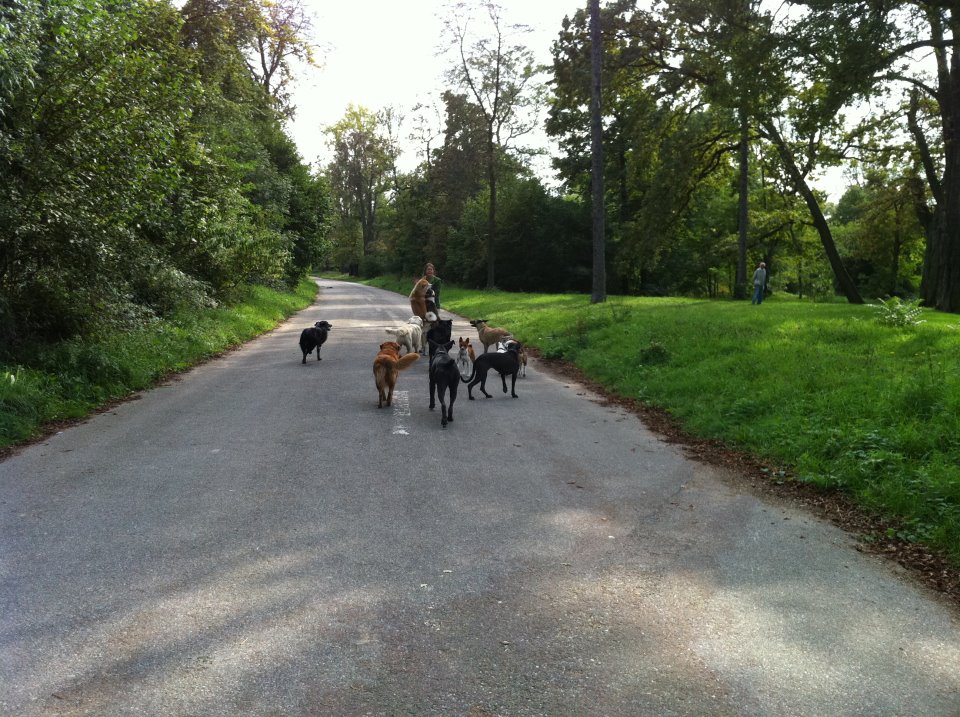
top-left (428, 339), bottom-right (461, 428)
top-left (462, 340), bottom-right (522, 399)
top-left (299, 320), bottom-right (332, 363)
top-left (425, 318), bottom-right (452, 361)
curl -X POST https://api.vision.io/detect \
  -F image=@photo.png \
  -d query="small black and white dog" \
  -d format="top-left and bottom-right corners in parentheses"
top-left (299, 320), bottom-right (332, 363)
top-left (462, 339), bottom-right (522, 399)
top-left (428, 339), bottom-right (461, 428)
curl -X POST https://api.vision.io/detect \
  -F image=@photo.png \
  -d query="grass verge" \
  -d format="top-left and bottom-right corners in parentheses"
top-left (360, 275), bottom-right (960, 569)
top-left (0, 278), bottom-right (317, 451)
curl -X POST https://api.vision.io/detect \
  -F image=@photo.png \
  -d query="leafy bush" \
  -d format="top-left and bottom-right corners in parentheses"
top-left (873, 296), bottom-right (925, 327)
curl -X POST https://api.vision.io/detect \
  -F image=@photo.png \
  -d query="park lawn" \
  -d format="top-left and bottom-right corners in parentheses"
top-left (363, 275), bottom-right (960, 565)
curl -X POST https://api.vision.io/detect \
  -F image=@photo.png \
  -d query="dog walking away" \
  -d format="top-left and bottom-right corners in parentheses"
top-left (496, 339), bottom-right (527, 378)
top-left (456, 336), bottom-right (475, 376)
top-left (299, 321), bottom-right (332, 363)
top-left (385, 316), bottom-right (423, 355)
top-left (469, 319), bottom-right (512, 353)
top-left (373, 341), bottom-right (419, 408)
top-left (462, 339), bottom-right (522, 399)
top-left (428, 339), bottom-right (461, 428)
top-left (426, 318), bottom-right (453, 361)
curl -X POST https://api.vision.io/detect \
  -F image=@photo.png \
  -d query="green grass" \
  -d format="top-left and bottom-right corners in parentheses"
top-left (0, 278), bottom-right (317, 448)
top-left (359, 275), bottom-right (960, 564)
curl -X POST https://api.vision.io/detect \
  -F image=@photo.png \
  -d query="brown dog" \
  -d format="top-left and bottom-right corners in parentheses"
top-left (409, 278), bottom-right (430, 322)
top-left (469, 319), bottom-right (512, 353)
top-left (373, 341), bottom-right (419, 408)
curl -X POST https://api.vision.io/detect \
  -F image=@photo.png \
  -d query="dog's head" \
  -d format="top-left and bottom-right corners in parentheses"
top-left (469, 319), bottom-right (488, 328)
top-left (314, 321), bottom-right (332, 331)
top-left (378, 341), bottom-right (402, 355)
top-left (428, 318), bottom-right (453, 340)
top-left (407, 316), bottom-right (423, 327)
top-left (429, 339), bottom-right (455, 355)
top-left (458, 336), bottom-right (472, 348)
top-left (502, 339), bottom-right (521, 354)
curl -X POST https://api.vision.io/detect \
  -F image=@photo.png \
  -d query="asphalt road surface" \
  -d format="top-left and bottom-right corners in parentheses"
top-left (2, 279), bottom-right (959, 717)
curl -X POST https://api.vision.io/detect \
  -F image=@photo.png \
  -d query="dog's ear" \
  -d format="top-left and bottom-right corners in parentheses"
top-left (444, 340), bottom-right (455, 350)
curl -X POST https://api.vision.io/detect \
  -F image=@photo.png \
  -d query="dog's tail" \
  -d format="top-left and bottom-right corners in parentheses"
top-left (397, 353), bottom-right (420, 371)
top-left (385, 328), bottom-right (401, 337)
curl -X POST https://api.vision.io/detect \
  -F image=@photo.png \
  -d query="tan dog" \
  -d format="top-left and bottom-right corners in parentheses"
top-left (469, 319), bottom-right (512, 353)
top-left (409, 278), bottom-right (430, 322)
top-left (373, 341), bottom-right (419, 408)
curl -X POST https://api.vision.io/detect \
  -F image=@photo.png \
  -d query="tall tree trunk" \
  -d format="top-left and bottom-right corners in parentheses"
top-left (910, 12), bottom-right (960, 312)
top-left (486, 129), bottom-right (497, 288)
top-left (590, 0), bottom-right (606, 304)
top-left (762, 119), bottom-right (863, 304)
top-left (735, 106), bottom-right (749, 299)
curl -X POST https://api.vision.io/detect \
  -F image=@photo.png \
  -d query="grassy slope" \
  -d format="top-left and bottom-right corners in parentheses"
top-left (363, 276), bottom-right (960, 564)
top-left (0, 278), bottom-right (318, 449)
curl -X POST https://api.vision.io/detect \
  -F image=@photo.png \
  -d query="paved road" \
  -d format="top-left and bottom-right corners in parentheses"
top-left (2, 279), bottom-right (959, 717)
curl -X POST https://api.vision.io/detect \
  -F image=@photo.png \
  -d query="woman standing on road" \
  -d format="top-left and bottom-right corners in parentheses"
top-left (424, 262), bottom-right (442, 309)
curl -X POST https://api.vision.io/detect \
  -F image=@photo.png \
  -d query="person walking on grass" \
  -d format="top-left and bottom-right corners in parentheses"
top-left (751, 262), bottom-right (767, 305)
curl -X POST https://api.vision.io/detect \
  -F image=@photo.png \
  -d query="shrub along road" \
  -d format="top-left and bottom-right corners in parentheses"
top-left (2, 279), bottom-right (959, 716)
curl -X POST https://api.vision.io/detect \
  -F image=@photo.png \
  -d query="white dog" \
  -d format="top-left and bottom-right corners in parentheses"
top-left (385, 316), bottom-right (423, 355)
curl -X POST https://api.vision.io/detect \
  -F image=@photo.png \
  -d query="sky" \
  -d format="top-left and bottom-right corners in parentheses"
top-left (285, 0), bottom-right (583, 178)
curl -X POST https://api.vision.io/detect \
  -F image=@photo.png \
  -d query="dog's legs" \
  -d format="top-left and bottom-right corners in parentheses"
top-left (511, 373), bottom-right (518, 398)
top-left (501, 373), bottom-right (508, 394)
top-left (316, 347), bottom-right (322, 361)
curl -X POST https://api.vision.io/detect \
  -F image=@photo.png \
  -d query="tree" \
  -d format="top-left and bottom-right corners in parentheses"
top-left (324, 105), bottom-right (397, 265)
top-left (589, 0), bottom-right (606, 304)
top-left (621, 0), bottom-right (864, 302)
top-left (788, 0), bottom-right (960, 310)
top-left (443, 0), bottom-right (545, 288)
top-left (246, 0), bottom-right (316, 114)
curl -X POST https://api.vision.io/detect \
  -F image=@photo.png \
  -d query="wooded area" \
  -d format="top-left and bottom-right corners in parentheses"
top-left (1, 0), bottom-right (957, 356)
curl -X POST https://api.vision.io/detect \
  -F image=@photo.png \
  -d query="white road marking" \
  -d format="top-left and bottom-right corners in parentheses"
top-left (392, 391), bottom-right (411, 435)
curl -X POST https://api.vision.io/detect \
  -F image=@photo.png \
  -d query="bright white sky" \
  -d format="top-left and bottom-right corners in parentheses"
top-left (285, 0), bottom-right (582, 178)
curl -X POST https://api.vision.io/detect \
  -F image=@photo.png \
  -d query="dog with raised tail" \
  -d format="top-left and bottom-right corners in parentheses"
top-left (373, 341), bottom-right (419, 408)
top-left (299, 320), bottom-right (332, 364)
top-left (429, 339), bottom-right (461, 428)
top-left (469, 319), bottom-right (512, 354)
top-left (461, 339), bottom-right (522, 399)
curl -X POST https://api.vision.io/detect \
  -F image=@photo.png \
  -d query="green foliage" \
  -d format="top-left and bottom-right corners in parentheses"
top-left (0, 0), bottom-right (329, 351)
top-left (873, 297), bottom-right (926, 328)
